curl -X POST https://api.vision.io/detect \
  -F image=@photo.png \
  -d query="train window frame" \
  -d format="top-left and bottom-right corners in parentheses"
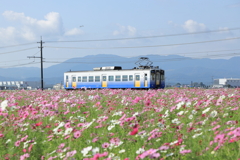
top-left (89, 76), bottom-right (94, 82)
top-left (151, 73), bottom-right (155, 81)
top-left (108, 75), bottom-right (114, 81)
top-left (129, 75), bottom-right (133, 81)
top-left (78, 76), bottom-right (81, 82)
top-left (95, 76), bottom-right (100, 82)
top-left (135, 75), bottom-right (140, 81)
top-left (122, 75), bottom-right (128, 81)
top-left (115, 75), bottom-right (121, 81)
top-left (72, 77), bottom-right (76, 82)
top-left (82, 76), bottom-right (87, 82)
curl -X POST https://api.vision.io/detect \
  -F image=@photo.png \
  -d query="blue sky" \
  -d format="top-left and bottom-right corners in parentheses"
top-left (0, 0), bottom-right (240, 68)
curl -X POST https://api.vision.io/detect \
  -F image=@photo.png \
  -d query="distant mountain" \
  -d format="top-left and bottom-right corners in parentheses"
top-left (0, 54), bottom-right (240, 85)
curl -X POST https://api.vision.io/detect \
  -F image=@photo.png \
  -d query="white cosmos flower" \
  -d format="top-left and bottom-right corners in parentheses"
top-left (210, 110), bottom-right (217, 118)
top-left (188, 115), bottom-right (193, 119)
top-left (108, 125), bottom-right (115, 131)
top-left (170, 140), bottom-right (178, 145)
top-left (133, 112), bottom-right (139, 117)
top-left (176, 101), bottom-right (184, 110)
top-left (6, 139), bottom-right (11, 144)
top-left (92, 147), bottom-right (100, 155)
top-left (202, 107), bottom-right (210, 114)
top-left (136, 148), bottom-right (145, 154)
top-left (81, 146), bottom-right (92, 157)
top-left (119, 149), bottom-right (125, 153)
top-left (0, 100), bottom-right (8, 111)
top-left (177, 111), bottom-right (184, 116)
top-left (172, 118), bottom-right (180, 124)
top-left (108, 153), bottom-right (115, 158)
top-left (192, 110), bottom-right (197, 115)
top-left (192, 132), bottom-right (202, 138)
top-left (223, 113), bottom-right (228, 118)
top-left (64, 128), bottom-right (73, 135)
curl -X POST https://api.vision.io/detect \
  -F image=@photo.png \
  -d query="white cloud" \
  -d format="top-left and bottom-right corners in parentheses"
top-left (182, 20), bottom-right (207, 33)
top-left (65, 28), bottom-right (84, 36)
top-left (113, 24), bottom-right (136, 36)
top-left (1, 11), bottom-right (89, 43)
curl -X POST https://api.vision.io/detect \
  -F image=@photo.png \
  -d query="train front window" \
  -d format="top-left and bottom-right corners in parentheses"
top-left (78, 76), bottom-right (81, 82)
top-left (115, 75), bottom-right (121, 81)
top-left (108, 76), bottom-right (114, 81)
top-left (145, 74), bottom-right (147, 80)
top-left (129, 75), bottom-right (133, 81)
top-left (82, 76), bottom-right (87, 82)
top-left (95, 76), bottom-right (100, 82)
top-left (122, 75), bottom-right (128, 81)
top-left (72, 77), bottom-right (76, 82)
top-left (89, 76), bottom-right (94, 82)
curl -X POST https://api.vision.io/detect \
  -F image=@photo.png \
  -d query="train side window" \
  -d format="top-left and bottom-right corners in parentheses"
top-left (89, 76), bottom-right (94, 82)
top-left (82, 76), bottom-right (87, 82)
top-left (95, 76), bottom-right (100, 82)
top-left (122, 75), bottom-right (128, 81)
top-left (129, 75), bottom-right (133, 81)
top-left (115, 75), bottom-right (121, 81)
top-left (145, 74), bottom-right (148, 80)
top-left (135, 75), bottom-right (140, 81)
top-left (78, 76), bottom-right (81, 82)
top-left (72, 77), bottom-right (76, 82)
top-left (109, 76), bottom-right (114, 81)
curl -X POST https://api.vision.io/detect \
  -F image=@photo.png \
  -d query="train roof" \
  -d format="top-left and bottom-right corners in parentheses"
top-left (64, 66), bottom-right (163, 73)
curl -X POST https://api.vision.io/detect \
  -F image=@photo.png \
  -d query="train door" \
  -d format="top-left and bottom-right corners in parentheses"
top-left (72, 75), bottom-right (76, 88)
top-left (156, 71), bottom-right (160, 86)
top-left (66, 75), bottom-right (69, 88)
top-left (102, 75), bottom-right (107, 87)
top-left (135, 74), bottom-right (140, 87)
top-left (144, 73), bottom-right (148, 87)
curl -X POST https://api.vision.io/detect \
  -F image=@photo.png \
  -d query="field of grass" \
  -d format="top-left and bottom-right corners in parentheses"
top-left (0, 88), bottom-right (239, 160)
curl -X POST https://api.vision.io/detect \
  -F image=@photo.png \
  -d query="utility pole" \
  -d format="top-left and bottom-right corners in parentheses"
top-left (28, 38), bottom-right (45, 90)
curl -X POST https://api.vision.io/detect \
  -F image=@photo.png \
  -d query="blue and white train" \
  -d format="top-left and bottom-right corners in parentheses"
top-left (64, 65), bottom-right (165, 89)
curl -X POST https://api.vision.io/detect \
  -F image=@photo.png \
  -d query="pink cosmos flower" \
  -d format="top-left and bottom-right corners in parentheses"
top-left (102, 142), bottom-right (110, 148)
top-left (212, 125), bottom-right (221, 131)
top-left (0, 134), bottom-right (4, 138)
top-left (130, 127), bottom-right (138, 135)
top-left (74, 131), bottom-right (81, 139)
top-left (159, 145), bottom-right (169, 150)
top-left (180, 149), bottom-right (191, 155)
top-left (64, 122), bottom-right (71, 128)
top-left (15, 140), bottom-right (21, 147)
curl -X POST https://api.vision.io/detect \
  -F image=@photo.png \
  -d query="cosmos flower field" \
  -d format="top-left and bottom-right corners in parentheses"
top-left (0, 89), bottom-right (239, 160)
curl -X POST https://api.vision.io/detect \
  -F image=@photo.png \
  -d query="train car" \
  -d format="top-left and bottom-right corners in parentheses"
top-left (64, 65), bottom-right (165, 90)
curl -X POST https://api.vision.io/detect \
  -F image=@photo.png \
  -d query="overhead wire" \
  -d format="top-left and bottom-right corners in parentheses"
top-left (0, 47), bottom-right (37, 55)
top-left (0, 42), bottom-right (37, 49)
top-left (44, 37), bottom-right (240, 49)
top-left (0, 62), bottom-right (40, 68)
top-left (43, 52), bottom-right (240, 64)
top-left (45, 27), bottom-right (240, 43)
top-left (45, 48), bottom-right (240, 60)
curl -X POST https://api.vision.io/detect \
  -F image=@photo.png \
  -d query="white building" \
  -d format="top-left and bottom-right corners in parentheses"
top-left (213, 78), bottom-right (240, 88)
top-left (0, 81), bottom-right (42, 90)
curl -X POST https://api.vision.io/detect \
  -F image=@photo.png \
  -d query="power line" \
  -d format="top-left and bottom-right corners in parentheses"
top-left (44, 36), bottom-right (240, 49)
top-left (0, 62), bottom-right (40, 68)
top-left (44, 48), bottom-right (240, 60)
top-left (43, 52), bottom-right (240, 64)
top-left (45, 27), bottom-right (240, 43)
top-left (0, 42), bottom-right (37, 49)
top-left (0, 47), bottom-right (37, 55)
